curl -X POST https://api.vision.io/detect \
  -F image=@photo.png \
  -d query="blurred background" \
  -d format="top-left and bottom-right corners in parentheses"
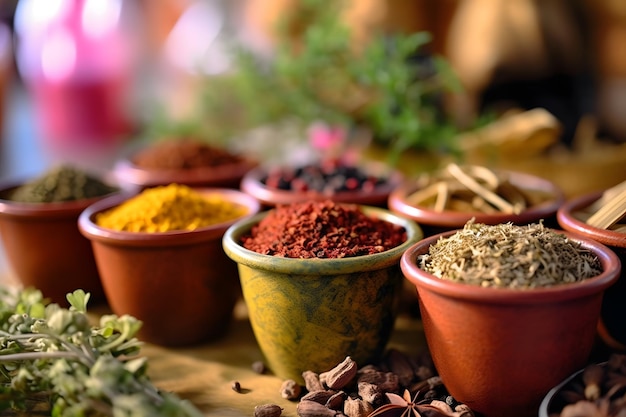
top-left (0, 0), bottom-right (625, 186)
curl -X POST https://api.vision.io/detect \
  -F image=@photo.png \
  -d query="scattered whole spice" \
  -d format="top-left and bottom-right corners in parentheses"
top-left (96, 184), bottom-right (247, 232)
top-left (9, 164), bottom-right (117, 203)
top-left (548, 354), bottom-right (626, 417)
top-left (241, 200), bottom-right (407, 258)
top-left (280, 379), bottom-right (302, 400)
top-left (262, 159), bottom-right (388, 195)
top-left (254, 404), bottom-right (283, 417)
top-left (252, 361), bottom-right (267, 375)
top-left (132, 139), bottom-right (245, 170)
top-left (419, 220), bottom-right (602, 288)
top-left (280, 350), bottom-right (473, 417)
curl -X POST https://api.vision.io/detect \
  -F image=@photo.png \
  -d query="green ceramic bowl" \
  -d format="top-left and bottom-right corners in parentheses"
top-left (222, 206), bottom-right (422, 382)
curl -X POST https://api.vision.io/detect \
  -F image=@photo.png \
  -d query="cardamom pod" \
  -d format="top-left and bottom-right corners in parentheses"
top-left (385, 349), bottom-right (415, 387)
top-left (325, 390), bottom-right (346, 410)
top-left (343, 397), bottom-right (374, 417)
top-left (302, 370), bottom-right (325, 392)
top-left (357, 381), bottom-right (383, 407)
top-left (301, 389), bottom-right (337, 405)
top-left (320, 356), bottom-right (357, 390)
top-left (254, 403), bottom-right (283, 417)
top-left (296, 400), bottom-right (337, 417)
top-left (356, 370), bottom-right (399, 393)
top-left (280, 379), bottom-right (302, 400)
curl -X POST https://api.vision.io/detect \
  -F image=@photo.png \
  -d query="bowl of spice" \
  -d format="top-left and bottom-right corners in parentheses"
top-left (78, 183), bottom-right (261, 346)
top-left (222, 200), bottom-right (422, 383)
top-left (539, 353), bottom-right (626, 417)
top-left (400, 221), bottom-right (621, 417)
top-left (557, 180), bottom-right (626, 351)
top-left (0, 164), bottom-right (118, 305)
top-left (388, 163), bottom-right (565, 237)
top-left (113, 138), bottom-right (258, 191)
top-left (240, 159), bottom-right (404, 208)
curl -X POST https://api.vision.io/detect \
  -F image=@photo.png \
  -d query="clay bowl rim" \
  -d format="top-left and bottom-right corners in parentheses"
top-left (557, 190), bottom-right (626, 249)
top-left (113, 154), bottom-right (259, 188)
top-left (388, 169), bottom-right (565, 227)
top-left (79, 187), bottom-right (261, 247)
top-left (400, 229), bottom-right (621, 305)
top-left (239, 161), bottom-right (405, 206)
top-left (0, 180), bottom-right (120, 218)
top-left (222, 205), bottom-right (423, 275)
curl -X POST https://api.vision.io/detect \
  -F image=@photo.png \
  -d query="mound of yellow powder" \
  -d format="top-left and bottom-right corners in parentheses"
top-left (96, 184), bottom-right (247, 232)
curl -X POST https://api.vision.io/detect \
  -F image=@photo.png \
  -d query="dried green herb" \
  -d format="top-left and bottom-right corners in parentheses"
top-left (10, 165), bottom-right (117, 203)
top-left (418, 221), bottom-right (602, 288)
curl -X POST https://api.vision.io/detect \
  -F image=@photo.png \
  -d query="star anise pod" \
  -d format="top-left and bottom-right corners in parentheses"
top-left (368, 389), bottom-right (474, 417)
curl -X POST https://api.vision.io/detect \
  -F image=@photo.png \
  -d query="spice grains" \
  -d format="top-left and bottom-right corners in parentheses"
top-left (10, 165), bottom-right (117, 203)
top-left (96, 184), bottom-right (247, 232)
top-left (132, 139), bottom-right (245, 170)
top-left (419, 221), bottom-right (602, 288)
top-left (241, 200), bottom-right (407, 258)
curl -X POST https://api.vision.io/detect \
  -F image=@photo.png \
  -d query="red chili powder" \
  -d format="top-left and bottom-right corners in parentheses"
top-left (241, 200), bottom-right (407, 258)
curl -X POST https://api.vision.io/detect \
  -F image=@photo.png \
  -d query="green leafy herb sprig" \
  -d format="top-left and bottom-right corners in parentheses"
top-left (0, 288), bottom-right (203, 417)
top-left (196, 0), bottom-right (464, 162)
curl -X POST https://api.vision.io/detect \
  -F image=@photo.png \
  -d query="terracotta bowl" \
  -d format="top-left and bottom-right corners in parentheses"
top-left (222, 206), bottom-right (422, 383)
top-left (0, 180), bottom-right (112, 306)
top-left (400, 230), bottom-right (621, 417)
top-left (557, 190), bottom-right (626, 350)
top-left (388, 169), bottom-right (565, 237)
top-left (78, 188), bottom-right (261, 346)
top-left (113, 149), bottom-right (258, 192)
top-left (240, 162), bottom-right (404, 208)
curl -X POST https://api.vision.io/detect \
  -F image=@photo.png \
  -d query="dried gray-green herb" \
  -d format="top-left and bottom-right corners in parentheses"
top-left (418, 221), bottom-right (602, 288)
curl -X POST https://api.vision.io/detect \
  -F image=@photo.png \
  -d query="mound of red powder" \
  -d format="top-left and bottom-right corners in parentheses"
top-left (241, 200), bottom-right (407, 259)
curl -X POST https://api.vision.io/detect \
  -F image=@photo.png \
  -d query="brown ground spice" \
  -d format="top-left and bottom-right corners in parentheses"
top-left (241, 200), bottom-right (407, 258)
top-left (133, 139), bottom-right (244, 170)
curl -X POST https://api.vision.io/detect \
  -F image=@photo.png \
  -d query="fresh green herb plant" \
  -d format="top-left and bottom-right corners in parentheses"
top-left (196, 0), bottom-right (465, 162)
top-left (0, 288), bottom-right (203, 417)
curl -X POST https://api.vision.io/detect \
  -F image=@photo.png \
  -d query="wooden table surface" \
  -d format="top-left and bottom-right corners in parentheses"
top-left (137, 301), bottom-right (427, 417)
top-left (0, 268), bottom-right (428, 417)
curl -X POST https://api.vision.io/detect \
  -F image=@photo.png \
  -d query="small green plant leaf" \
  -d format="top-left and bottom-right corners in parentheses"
top-left (66, 290), bottom-right (90, 313)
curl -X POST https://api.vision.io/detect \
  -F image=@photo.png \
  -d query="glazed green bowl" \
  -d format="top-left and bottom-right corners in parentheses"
top-left (222, 206), bottom-right (422, 383)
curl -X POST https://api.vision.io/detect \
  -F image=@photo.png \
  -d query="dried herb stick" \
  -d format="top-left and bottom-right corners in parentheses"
top-left (586, 180), bottom-right (626, 230)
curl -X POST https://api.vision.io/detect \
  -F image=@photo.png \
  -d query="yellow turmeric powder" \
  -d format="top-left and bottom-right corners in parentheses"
top-left (96, 184), bottom-right (248, 232)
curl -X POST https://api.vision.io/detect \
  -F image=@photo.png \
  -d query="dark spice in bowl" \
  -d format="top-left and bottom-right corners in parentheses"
top-left (241, 200), bottom-right (407, 258)
top-left (9, 164), bottom-right (117, 203)
top-left (263, 159), bottom-right (387, 194)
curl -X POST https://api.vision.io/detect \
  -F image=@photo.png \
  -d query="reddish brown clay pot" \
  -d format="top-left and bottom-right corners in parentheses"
top-left (388, 169), bottom-right (565, 237)
top-left (400, 230), bottom-right (620, 417)
top-left (78, 188), bottom-right (261, 346)
top-left (0, 181), bottom-right (109, 306)
top-left (557, 190), bottom-right (626, 350)
top-left (240, 162), bottom-right (404, 208)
